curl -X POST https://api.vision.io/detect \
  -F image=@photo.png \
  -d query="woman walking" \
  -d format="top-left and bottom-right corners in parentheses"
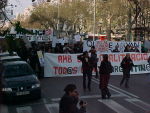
top-left (99, 54), bottom-right (113, 99)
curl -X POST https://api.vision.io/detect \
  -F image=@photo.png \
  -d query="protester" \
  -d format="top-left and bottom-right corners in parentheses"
top-left (89, 46), bottom-right (98, 78)
top-left (120, 53), bottom-right (134, 88)
top-left (59, 84), bottom-right (86, 113)
top-left (112, 45), bottom-right (120, 52)
top-left (63, 43), bottom-right (72, 53)
top-left (124, 45), bottom-right (131, 52)
top-left (99, 54), bottom-right (113, 99)
top-left (77, 51), bottom-right (92, 91)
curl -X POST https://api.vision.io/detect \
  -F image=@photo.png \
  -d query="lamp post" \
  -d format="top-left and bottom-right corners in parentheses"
top-left (57, 0), bottom-right (60, 38)
top-left (93, 0), bottom-right (96, 42)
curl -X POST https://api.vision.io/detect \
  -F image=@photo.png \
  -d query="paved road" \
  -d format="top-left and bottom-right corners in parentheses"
top-left (0, 74), bottom-right (150, 113)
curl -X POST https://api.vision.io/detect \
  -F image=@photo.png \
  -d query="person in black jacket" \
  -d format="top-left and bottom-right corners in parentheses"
top-left (89, 46), bottom-right (99, 78)
top-left (99, 54), bottom-right (113, 99)
top-left (77, 51), bottom-right (92, 91)
top-left (120, 53), bottom-right (134, 88)
top-left (59, 84), bottom-right (86, 113)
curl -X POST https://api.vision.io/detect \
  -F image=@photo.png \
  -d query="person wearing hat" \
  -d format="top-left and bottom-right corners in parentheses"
top-left (77, 51), bottom-right (92, 91)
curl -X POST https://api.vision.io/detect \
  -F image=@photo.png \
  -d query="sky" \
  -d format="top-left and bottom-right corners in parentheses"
top-left (8, 0), bottom-right (32, 16)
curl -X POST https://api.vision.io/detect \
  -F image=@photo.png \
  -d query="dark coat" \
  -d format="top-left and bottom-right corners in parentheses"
top-left (121, 57), bottom-right (134, 75)
top-left (77, 55), bottom-right (92, 71)
top-left (59, 94), bottom-right (85, 113)
top-left (99, 60), bottom-right (113, 89)
top-left (99, 60), bottom-right (113, 75)
top-left (90, 53), bottom-right (98, 66)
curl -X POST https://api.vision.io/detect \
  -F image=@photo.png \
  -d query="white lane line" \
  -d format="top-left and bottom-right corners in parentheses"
top-left (98, 99), bottom-right (134, 113)
top-left (126, 98), bottom-right (150, 111)
top-left (92, 79), bottom-right (132, 98)
top-left (45, 103), bottom-right (59, 113)
top-left (51, 94), bottom-right (125, 102)
top-left (109, 84), bottom-right (139, 98)
top-left (16, 106), bottom-right (33, 113)
top-left (0, 104), bottom-right (9, 113)
top-left (93, 78), bottom-right (139, 98)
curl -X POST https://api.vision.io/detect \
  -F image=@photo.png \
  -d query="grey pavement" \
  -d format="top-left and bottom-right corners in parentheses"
top-left (0, 74), bottom-right (150, 113)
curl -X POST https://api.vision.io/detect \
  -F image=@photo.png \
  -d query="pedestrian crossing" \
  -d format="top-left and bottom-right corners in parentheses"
top-left (1, 97), bottom-right (150, 113)
top-left (98, 99), bottom-right (134, 113)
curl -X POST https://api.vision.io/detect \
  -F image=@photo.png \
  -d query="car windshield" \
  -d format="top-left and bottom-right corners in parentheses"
top-left (4, 64), bottom-right (34, 78)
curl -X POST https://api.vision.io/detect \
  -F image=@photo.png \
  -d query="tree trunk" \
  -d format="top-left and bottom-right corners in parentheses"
top-left (127, 7), bottom-right (132, 41)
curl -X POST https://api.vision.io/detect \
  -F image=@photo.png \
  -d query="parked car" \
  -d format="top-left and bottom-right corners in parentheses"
top-left (0, 61), bottom-right (41, 102)
top-left (0, 52), bottom-right (17, 57)
top-left (0, 56), bottom-right (22, 63)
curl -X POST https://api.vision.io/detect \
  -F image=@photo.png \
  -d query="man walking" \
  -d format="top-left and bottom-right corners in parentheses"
top-left (77, 51), bottom-right (92, 91)
top-left (120, 53), bottom-right (134, 88)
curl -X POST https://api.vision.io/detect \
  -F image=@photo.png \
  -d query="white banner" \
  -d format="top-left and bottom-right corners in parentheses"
top-left (83, 40), bottom-right (141, 53)
top-left (44, 53), bottom-right (150, 77)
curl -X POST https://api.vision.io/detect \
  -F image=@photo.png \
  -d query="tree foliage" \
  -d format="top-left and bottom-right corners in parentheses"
top-left (16, 0), bottom-right (149, 35)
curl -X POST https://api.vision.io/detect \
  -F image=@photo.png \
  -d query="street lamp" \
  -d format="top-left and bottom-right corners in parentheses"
top-left (93, 0), bottom-right (96, 41)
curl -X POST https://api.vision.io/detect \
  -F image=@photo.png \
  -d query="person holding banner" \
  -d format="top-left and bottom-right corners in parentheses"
top-left (99, 54), bottom-right (113, 99)
top-left (77, 51), bottom-right (92, 92)
top-left (120, 53), bottom-right (134, 88)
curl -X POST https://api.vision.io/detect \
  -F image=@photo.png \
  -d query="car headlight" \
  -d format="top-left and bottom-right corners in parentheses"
top-left (2, 88), bottom-right (12, 92)
top-left (32, 83), bottom-right (40, 89)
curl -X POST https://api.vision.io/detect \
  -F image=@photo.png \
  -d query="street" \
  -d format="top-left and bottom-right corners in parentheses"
top-left (0, 74), bottom-right (150, 113)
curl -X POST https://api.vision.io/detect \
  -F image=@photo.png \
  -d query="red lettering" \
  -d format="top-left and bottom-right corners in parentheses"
top-left (120, 54), bottom-right (126, 60)
top-left (109, 54), bottom-right (113, 62)
top-left (130, 54), bottom-right (136, 61)
top-left (143, 53), bottom-right (148, 60)
top-left (63, 67), bottom-right (67, 74)
top-left (77, 59), bottom-right (81, 62)
top-left (58, 55), bottom-right (72, 63)
top-left (63, 56), bottom-right (68, 63)
top-left (72, 67), bottom-right (77, 74)
top-left (58, 67), bottom-right (63, 74)
top-left (53, 67), bottom-right (59, 74)
top-left (68, 55), bottom-right (72, 63)
top-left (136, 54), bottom-right (141, 61)
top-left (58, 56), bottom-right (62, 63)
top-left (114, 54), bottom-right (118, 62)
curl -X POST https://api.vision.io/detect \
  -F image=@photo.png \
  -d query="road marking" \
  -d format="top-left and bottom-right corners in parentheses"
top-left (16, 106), bottom-right (33, 113)
top-left (93, 78), bottom-right (139, 98)
top-left (45, 103), bottom-right (59, 113)
top-left (0, 104), bottom-right (9, 113)
top-left (126, 98), bottom-right (150, 111)
top-left (51, 94), bottom-right (125, 102)
top-left (98, 99), bottom-right (134, 113)
top-left (108, 84), bottom-right (139, 98)
top-left (92, 79), bottom-right (132, 98)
